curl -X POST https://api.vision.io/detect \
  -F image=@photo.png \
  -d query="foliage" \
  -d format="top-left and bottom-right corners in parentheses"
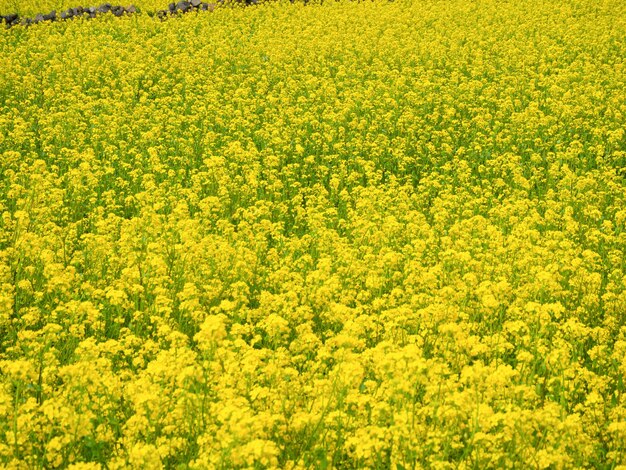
top-left (1, 0), bottom-right (626, 467)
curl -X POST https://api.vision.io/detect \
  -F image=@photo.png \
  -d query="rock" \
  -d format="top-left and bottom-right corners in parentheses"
top-left (176, 1), bottom-right (191, 12)
top-left (191, 0), bottom-right (201, 7)
top-left (126, 5), bottom-right (137, 13)
top-left (60, 9), bottom-right (73, 19)
top-left (34, 13), bottom-right (45, 22)
top-left (21, 17), bottom-right (32, 25)
top-left (112, 5), bottom-right (124, 16)
top-left (4, 13), bottom-right (18, 24)
top-left (97, 3), bottom-right (111, 13)
top-left (168, 2), bottom-right (176, 11)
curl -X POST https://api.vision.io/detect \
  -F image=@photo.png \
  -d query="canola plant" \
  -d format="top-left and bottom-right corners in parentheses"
top-left (1, 0), bottom-right (626, 468)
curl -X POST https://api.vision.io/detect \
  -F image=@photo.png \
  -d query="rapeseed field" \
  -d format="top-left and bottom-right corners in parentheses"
top-left (1, 0), bottom-right (626, 467)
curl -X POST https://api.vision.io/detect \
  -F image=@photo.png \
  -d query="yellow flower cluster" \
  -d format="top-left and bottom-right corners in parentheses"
top-left (1, 0), bottom-right (626, 467)
top-left (0, 0), bottom-right (165, 16)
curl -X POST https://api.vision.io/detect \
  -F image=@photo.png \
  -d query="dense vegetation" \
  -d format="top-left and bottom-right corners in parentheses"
top-left (1, 0), bottom-right (626, 467)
